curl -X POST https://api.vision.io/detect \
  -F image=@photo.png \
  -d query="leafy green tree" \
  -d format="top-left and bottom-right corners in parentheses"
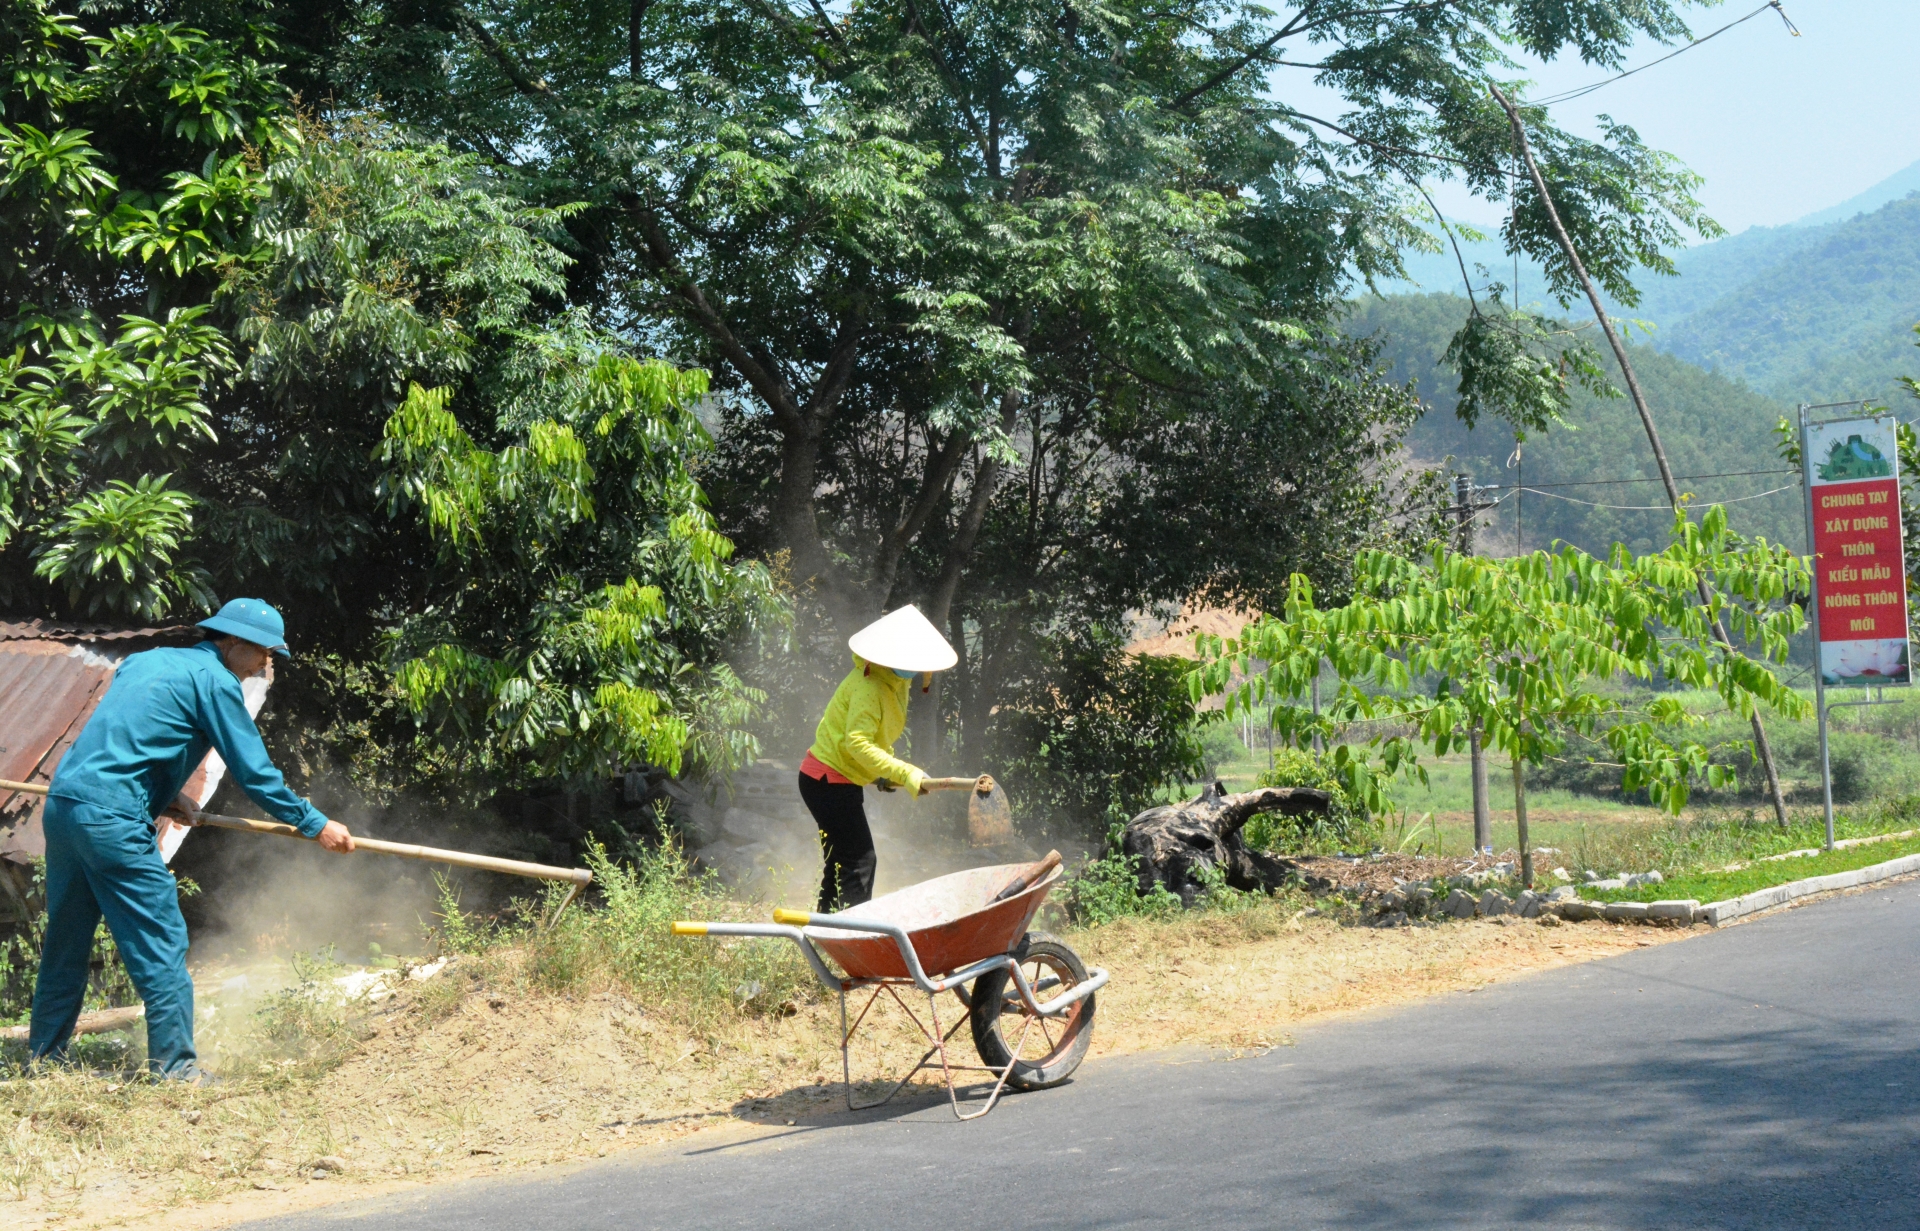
top-left (2, 0), bottom-right (781, 789)
top-left (0, 1), bottom-right (295, 616)
top-left (985, 628), bottom-right (1210, 840)
top-left (305, 0), bottom-right (1719, 620)
top-left (1192, 507), bottom-right (1811, 883)
top-left (216, 120), bottom-right (783, 784)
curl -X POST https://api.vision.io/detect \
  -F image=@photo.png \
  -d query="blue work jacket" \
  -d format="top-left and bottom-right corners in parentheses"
top-left (48, 640), bottom-right (328, 836)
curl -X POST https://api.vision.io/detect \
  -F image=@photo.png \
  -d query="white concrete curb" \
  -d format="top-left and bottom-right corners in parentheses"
top-left (1695, 852), bottom-right (1920, 926)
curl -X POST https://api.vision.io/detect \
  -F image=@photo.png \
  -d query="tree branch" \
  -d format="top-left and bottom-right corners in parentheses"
top-left (872, 430), bottom-right (971, 600)
top-left (1173, 0), bottom-right (1466, 109)
top-left (455, 8), bottom-right (554, 102)
top-left (629, 0), bottom-right (655, 79)
top-left (619, 194), bottom-right (807, 432)
top-left (900, 0), bottom-right (991, 154)
top-left (805, 304), bottom-right (867, 420)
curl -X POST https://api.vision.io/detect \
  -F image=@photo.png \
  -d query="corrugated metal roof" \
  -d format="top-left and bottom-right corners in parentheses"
top-left (0, 619), bottom-right (197, 645)
top-left (0, 648), bottom-right (114, 786)
top-left (0, 643), bottom-right (120, 861)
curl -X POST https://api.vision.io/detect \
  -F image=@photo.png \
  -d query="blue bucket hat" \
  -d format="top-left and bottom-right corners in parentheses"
top-left (198, 598), bottom-right (290, 657)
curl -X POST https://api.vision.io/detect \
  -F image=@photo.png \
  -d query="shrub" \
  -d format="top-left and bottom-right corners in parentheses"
top-left (1245, 749), bottom-right (1371, 852)
top-left (444, 833), bottom-right (820, 1028)
top-left (241, 948), bottom-right (363, 1076)
top-left (989, 628), bottom-right (1210, 841)
top-left (1195, 718), bottom-right (1245, 782)
top-left (1061, 847), bottom-right (1182, 927)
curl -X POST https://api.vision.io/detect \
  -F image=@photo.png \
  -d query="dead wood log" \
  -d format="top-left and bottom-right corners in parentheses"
top-left (0, 1003), bottom-right (144, 1042)
top-left (1121, 782), bottom-right (1332, 906)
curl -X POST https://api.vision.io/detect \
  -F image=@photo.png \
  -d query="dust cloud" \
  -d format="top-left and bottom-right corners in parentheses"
top-left (172, 769), bottom-right (538, 967)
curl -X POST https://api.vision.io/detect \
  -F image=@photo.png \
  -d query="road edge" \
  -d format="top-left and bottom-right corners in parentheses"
top-left (1698, 852), bottom-right (1920, 926)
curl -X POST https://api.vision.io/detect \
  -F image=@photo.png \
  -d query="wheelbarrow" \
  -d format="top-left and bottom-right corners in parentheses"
top-left (672, 853), bottom-right (1108, 1120)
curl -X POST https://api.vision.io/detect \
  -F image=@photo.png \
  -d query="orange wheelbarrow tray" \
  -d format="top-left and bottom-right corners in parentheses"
top-left (671, 863), bottom-right (1109, 1120)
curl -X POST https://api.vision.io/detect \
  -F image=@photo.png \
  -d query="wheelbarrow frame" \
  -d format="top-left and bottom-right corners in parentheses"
top-left (675, 901), bottom-right (1108, 1121)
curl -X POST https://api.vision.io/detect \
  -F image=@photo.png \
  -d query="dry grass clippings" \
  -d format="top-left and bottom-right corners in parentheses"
top-left (1, 902), bottom-right (1693, 1231)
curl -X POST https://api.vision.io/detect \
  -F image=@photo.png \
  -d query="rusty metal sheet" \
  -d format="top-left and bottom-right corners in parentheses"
top-left (0, 619), bottom-right (195, 644)
top-left (0, 645), bottom-right (116, 861)
top-left (0, 647), bottom-right (114, 785)
top-left (0, 632), bottom-right (274, 865)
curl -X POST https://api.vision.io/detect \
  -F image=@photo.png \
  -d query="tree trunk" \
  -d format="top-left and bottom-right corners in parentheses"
top-left (1470, 724), bottom-right (1491, 854)
top-left (1511, 751), bottom-right (1532, 890)
top-left (1490, 85), bottom-right (1790, 827)
top-left (910, 392), bottom-right (1022, 771)
top-left (1121, 783), bottom-right (1332, 906)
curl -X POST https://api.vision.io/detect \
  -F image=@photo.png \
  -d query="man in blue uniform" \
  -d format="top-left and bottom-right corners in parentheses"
top-left (29, 598), bottom-right (354, 1081)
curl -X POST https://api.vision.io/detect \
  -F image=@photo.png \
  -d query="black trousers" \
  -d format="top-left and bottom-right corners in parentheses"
top-left (798, 771), bottom-right (875, 912)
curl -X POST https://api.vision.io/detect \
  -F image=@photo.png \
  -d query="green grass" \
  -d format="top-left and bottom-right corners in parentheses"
top-left (1583, 830), bottom-right (1920, 906)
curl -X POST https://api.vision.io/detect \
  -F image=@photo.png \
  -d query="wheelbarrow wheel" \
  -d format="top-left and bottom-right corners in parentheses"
top-left (969, 932), bottom-right (1095, 1091)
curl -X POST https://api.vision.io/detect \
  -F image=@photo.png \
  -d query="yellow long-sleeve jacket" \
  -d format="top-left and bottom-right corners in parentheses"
top-left (807, 656), bottom-right (926, 793)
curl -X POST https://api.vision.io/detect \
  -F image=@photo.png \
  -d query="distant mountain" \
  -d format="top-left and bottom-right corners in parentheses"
top-left (1658, 195), bottom-right (1920, 404)
top-left (1624, 224), bottom-right (1823, 327)
top-left (1789, 158), bottom-right (1920, 229)
top-left (1373, 159), bottom-right (1920, 406)
top-left (1344, 293), bottom-right (1803, 558)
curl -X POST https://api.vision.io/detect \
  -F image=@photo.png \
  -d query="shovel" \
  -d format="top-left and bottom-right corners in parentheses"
top-left (919, 774), bottom-right (1015, 846)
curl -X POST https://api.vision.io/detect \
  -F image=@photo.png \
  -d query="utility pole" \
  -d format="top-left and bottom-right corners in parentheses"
top-left (1490, 85), bottom-right (1792, 827)
top-left (1452, 472), bottom-right (1498, 854)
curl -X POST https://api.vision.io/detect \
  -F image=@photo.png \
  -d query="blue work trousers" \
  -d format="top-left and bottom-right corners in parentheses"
top-left (28, 796), bottom-right (195, 1075)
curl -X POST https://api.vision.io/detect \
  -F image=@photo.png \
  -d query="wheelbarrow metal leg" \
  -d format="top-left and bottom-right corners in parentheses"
top-left (841, 983), bottom-right (972, 1113)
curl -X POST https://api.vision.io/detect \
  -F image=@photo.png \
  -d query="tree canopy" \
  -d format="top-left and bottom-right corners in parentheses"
top-left (0, 6), bottom-right (776, 788)
top-left (1, 0), bottom-right (1750, 832)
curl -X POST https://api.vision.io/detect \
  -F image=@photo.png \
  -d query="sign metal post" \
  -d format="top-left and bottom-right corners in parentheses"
top-left (1799, 403), bottom-right (1911, 850)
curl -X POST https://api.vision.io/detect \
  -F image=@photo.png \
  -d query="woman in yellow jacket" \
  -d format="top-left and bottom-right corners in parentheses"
top-left (799, 606), bottom-right (957, 910)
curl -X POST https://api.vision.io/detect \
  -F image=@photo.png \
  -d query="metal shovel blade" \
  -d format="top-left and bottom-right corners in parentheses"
top-left (968, 778), bottom-right (1014, 847)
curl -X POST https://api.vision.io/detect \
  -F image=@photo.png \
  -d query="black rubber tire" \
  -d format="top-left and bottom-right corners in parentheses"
top-left (968, 932), bottom-right (1095, 1090)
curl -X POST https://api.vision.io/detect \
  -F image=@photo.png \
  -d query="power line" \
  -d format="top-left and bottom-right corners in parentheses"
top-left (1531, 2), bottom-right (1800, 108)
top-left (1517, 482), bottom-right (1799, 511)
top-left (1468, 467), bottom-right (1797, 491)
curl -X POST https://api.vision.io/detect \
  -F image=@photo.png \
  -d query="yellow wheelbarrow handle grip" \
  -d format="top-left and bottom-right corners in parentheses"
top-left (771, 907), bottom-right (810, 926)
top-left (670, 921), bottom-right (708, 935)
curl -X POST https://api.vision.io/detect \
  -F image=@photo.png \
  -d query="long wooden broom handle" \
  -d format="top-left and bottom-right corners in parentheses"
top-left (0, 778), bottom-right (591, 887)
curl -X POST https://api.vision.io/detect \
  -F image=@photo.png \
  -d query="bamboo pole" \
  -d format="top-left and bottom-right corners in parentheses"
top-left (0, 779), bottom-right (591, 887)
top-left (1488, 85), bottom-right (1791, 826)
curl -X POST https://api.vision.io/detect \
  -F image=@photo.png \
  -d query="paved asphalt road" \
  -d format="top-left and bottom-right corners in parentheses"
top-left (252, 886), bottom-right (1920, 1230)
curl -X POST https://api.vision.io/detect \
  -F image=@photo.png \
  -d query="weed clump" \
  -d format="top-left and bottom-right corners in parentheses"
top-left (219, 947), bottom-right (367, 1079)
top-left (433, 834), bottom-right (816, 1028)
top-left (1061, 847), bottom-right (1181, 927)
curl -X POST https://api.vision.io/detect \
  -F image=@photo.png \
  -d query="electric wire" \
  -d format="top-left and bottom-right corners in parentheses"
top-left (1515, 482), bottom-right (1799, 511)
top-left (1463, 467), bottom-right (1797, 491)
top-left (1531, 1), bottom-right (1800, 108)
top-left (1517, 468), bottom-right (1796, 489)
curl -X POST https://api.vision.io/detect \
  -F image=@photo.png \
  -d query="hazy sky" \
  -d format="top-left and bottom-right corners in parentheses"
top-left (1298, 0), bottom-right (1920, 237)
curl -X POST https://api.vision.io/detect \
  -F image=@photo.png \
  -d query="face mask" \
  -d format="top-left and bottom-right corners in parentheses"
top-left (892, 667), bottom-right (918, 680)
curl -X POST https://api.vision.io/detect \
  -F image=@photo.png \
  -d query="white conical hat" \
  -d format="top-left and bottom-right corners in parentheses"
top-left (849, 605), bottom-right (957, 673)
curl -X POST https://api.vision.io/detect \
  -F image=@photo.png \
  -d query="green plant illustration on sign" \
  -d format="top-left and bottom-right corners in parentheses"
top-left (1818, 435), bottom-right (1894, 481)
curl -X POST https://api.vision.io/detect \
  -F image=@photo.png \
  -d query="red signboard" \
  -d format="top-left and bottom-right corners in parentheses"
top-left (1803, 415), bottom-right (1910, 687)
top-left (1811, 478), bottom-right (1904, 641)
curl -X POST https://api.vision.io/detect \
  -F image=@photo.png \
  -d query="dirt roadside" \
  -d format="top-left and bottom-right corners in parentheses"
top-left (26, 912), bottom-right (1694, 1231)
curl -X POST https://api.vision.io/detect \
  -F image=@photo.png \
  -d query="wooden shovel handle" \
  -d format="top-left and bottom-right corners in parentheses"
top-left (991, 849), bottom-right (1062, 902)
top-left (920, 775), bottom-right (995, 794)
